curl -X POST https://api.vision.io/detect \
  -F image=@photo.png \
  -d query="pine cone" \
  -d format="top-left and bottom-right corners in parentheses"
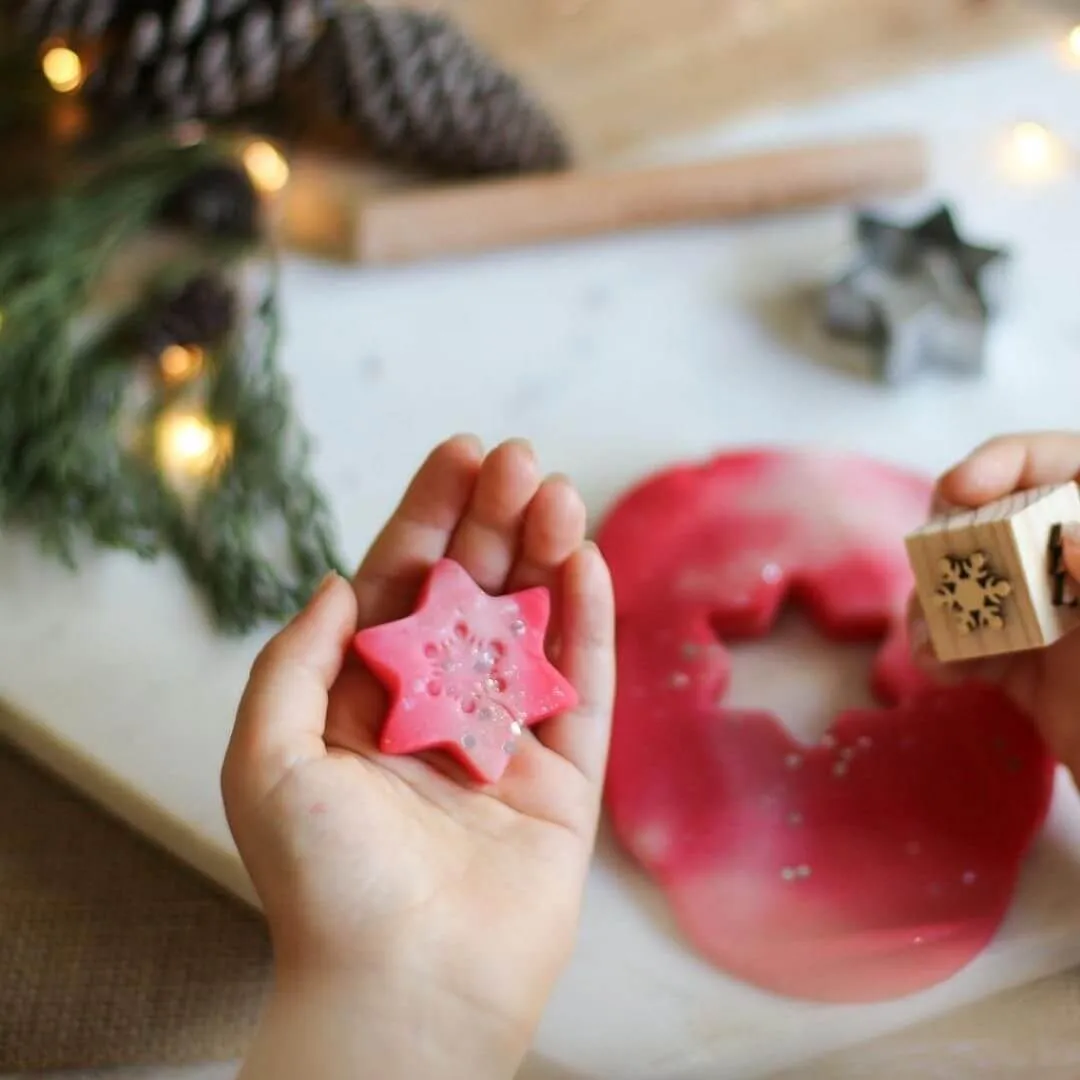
top-left (313, 4), bottom-right (571, 177)
top-left (142, 273), bottom-right (237, 355)
top-left (158, 161), bottom-right (262, 240)
top-left (16, 0), bottom-right (112, 38)
top-left (17, 0), bottom-right (332, 123)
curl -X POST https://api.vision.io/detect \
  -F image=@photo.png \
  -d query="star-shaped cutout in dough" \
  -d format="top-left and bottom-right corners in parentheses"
top-left (353, 559), bottom-right (578, 783)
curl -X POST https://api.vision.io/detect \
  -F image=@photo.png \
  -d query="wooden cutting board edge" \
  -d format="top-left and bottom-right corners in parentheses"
top-left (442, 0), bottom-right (1063, 163)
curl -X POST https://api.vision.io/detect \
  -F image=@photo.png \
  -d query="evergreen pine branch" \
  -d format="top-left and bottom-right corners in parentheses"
top-left (165, 265), bottom-right (347, 632)
top-left (0, 130), bottom-right (347, 633)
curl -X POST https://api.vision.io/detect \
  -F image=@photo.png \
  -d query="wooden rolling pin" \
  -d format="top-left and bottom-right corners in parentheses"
top-left (278, 133), bottom-right (927, 265)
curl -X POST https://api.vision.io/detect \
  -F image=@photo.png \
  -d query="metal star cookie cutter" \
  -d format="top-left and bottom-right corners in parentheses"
top-left (822, 204), bottom-right (1010, 384)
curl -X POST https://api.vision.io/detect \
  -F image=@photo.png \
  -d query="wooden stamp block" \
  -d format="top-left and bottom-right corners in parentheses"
top-left (905, 482), bottom-right (1080, 663)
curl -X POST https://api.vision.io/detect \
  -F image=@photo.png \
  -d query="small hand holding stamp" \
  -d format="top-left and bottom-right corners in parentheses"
top-left (906, 433), bottom-right (1080, 785)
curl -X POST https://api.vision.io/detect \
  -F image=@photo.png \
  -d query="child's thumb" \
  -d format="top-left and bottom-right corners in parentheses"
top-left (227, 572), bottom-right (358, 790)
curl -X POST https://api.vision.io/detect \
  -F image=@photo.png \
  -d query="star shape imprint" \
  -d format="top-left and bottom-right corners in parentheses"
top-left (353, 559), bottom-right (578, 783)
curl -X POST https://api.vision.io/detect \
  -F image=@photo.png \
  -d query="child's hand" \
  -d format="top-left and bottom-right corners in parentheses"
top-left (222, 435), bottom-right (615, 1080)
top-left (909, 432), bottom-right (1080, 777)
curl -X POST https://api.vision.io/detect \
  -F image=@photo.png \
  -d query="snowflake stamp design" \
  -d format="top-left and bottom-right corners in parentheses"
top-left (933, 552), bottom-right (1012, 634)
top-left (907, 482), bottom-right (1080, 662)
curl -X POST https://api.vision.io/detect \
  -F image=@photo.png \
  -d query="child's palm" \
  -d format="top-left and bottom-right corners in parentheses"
top-left (223, 436), bottom-right (614, 1041)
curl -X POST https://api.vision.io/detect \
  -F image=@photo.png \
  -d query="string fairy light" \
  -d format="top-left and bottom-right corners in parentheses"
top-left (1068, 26), bottom-right (1080, 63)
top-left (41, 45), bottom-right (83, 93)
top-left (155, 409), bottom-right (233, 481)
top-left (159, 344), bottom-right (205, 385)
top-left (241, 140), bottom-right (290, 195)
top-left (999, 120), bottom-right (1070, 185)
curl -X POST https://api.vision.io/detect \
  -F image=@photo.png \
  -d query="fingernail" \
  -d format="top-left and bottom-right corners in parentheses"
top-left (1062, 522), bottom-right (1080, 545)
top-left (909, 616), bottom-right (930, 654)
top-left (309, 571), bottom-right (340, 606)
top-left (448, 432), bottom-right (483, 455)
top-left (506, 436), bottom-right (536, 460)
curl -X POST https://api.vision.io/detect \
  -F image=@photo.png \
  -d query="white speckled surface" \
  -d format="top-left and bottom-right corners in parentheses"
top-left (4, 35), bottom-right (1080, 1080)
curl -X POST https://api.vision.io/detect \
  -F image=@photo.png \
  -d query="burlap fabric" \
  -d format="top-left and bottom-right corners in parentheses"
top-left (0, 736), bottom-right (270, 1072)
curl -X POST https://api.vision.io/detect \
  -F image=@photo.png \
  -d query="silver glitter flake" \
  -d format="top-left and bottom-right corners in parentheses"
top-left (473, 648), bottom-right (497, 674)
top-left (781, 865), bottom-right (812, 882)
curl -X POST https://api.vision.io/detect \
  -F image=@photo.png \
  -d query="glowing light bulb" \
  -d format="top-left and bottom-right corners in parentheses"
top-left (42, 46), bottom-right (83, 93)
top-left (159, 344), bottom-right (205, 384)
top-left (1069, 26), bottom-right (1080, 61)
top-left (156, 410), bottom-right (231, 479)
top-left (1000, 121), bottom-right (1069, 184)
top-left (242, 140), bottom-right (290, 194)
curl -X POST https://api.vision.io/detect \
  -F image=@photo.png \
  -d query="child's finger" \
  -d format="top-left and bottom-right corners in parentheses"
top-left (506, 474), bottom-right (587, 596)
top-left (446, 439), bottom-right (541, 593)
top-left (936, 432), bottom-right (1080, 508)
top-left (226, 573), bottom-right (358, 800)
top-left (906, 591), bottom-right (934, 664)
top-left (353, 434), bottom-right (484, 629)
top-left (505, 475), bottom-right (587, 658)
top-left (533, 543), bottom-right (616, 786)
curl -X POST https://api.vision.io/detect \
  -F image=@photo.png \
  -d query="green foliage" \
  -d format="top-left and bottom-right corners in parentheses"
top-left (0, 127), bottom-right (346, 633)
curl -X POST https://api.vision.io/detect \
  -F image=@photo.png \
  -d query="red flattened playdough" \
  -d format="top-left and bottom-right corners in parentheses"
top-left (597, 449), bottom-right (1055, 1004)
top-left (353, 558), bottom-right (578, 784)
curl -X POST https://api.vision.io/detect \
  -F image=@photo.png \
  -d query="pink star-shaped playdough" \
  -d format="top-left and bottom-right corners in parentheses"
top-left (353, 559), bottom-right (578, 783)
